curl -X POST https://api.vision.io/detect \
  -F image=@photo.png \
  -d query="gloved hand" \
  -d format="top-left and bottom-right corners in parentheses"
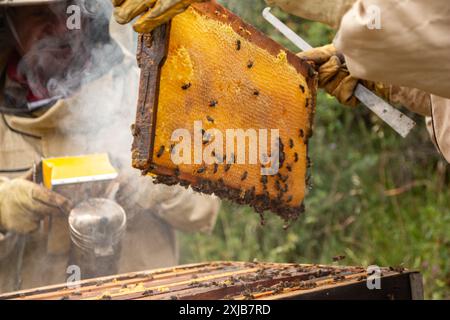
top-left (265, 0), bottom-right (356, 28)
top-left (0, 178), bottom-right (72, 234)
top-left (112, 0), bottom-right (205, 33)
top-left (298, 44), bottom-right (390, 107)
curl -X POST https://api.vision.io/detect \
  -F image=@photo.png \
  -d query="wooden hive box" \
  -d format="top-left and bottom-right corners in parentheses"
top-left (132, 0), bottom-right (318, 221)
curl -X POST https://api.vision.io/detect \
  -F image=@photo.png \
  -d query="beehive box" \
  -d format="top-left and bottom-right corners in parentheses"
top-left (132, 1), bottom-right (317, 221)
top-left (0, 262), bottom-right (423, 300)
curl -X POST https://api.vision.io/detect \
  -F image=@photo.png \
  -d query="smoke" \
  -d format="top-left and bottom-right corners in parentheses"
top-left (8, 1), bottom-right (142, 202)
top-left (44, 1), bottom-right (140, 177)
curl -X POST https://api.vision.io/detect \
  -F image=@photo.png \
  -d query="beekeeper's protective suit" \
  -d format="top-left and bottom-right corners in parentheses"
top-left (0, 0), bottom-right (219, 293)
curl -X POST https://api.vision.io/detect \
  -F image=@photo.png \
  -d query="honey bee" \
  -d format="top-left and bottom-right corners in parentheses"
top-left (299, 84), bottom-right (305, 93)
top-left (197, 166), bottom-right (206, 174)
top-left (206, 115), bottom-right (215, 123)
top-left (225, 164), bottom-right (232, 172)
top-left (299, 129), bottom-right (305, 138)
top-left (241, 171), bottom-right (248, 181)
top-left (294, 152), bottom-right (299, 163)
top-left (209, 100), bottom-right (218, 107)
top-left (287, 195), bottom-right (293, 203)
top-left (332, 255), bottom-right (346, 262)
top-left (181, 83), bottom-right (191, 90)
top-left (261, 175), bottom-right (268, 185)
top-left (289, 139), bottom-right (294, 149)
top-left (247, 60), bottom-right (254, 68)
top-left (253, 90), bottom-right (260, 96)
top-left (236, 39), bottom-right (241, 51)
top-left (275, 180), bottom-right (281, 191)
top-left (286, 164), bottom-right (292, 172)
top-left (156, 146), bottom-right (165, 158)
top-left (213, 163), bottom-right (218, 174)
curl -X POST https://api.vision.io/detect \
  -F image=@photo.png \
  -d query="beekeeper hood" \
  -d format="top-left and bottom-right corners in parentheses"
top-left (0, 0), bottom-right (124, 113)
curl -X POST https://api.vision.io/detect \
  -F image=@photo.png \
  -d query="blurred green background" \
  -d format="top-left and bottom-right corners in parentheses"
top-left (179, 0), bottom-right (450, 299)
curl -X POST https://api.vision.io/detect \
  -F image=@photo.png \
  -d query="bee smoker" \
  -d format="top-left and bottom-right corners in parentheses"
top-left (68, 198), bottom-right (126, 279)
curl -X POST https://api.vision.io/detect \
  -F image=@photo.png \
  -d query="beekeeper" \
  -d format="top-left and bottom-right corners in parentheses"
top-left (264, 0), bottom-right (450, 162)
top-left (0, 0), bottom-right (219, 293)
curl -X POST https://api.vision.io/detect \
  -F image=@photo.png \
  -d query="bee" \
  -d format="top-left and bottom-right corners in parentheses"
top-left (247, 60), bottom-right (254, 68)
top-left (286, 195), bottom-right (293, 203)
top-left (332, 255), bottom-right (346, 262)
top-left (236, 39), bottom-right (241, 51)
top-left (275, 180), bottom-right (281, 191)
top-left (294, 152), bottom-right (299, 163)
top-left (206, 115), bottom-right (215, 123)
top-left (299, 84), bottom-right (305, 93)
top-left (299, 129), bottom-right (304, 138)
top-left (289, 139), bottom-right (294, 149)
top-left (225, 164), bottom-right (232, 172)
top-left (209, 100), bottom-right (218, 107)
top-left (142, 290), bottom-right (153, 296)
top-left (305, 98), bottom-right (310, 108)
top-left (286, 164), bottom-right (292, 172)
top-left (170, 143), bottom-right (176, 154)
top-left (181, 83), bottom-right (191, 90)
top-left (131, 123), bottom-right (139, 137)
top-left (253, 90), bottom-right (260, 96)
top-left (213, 163), bottom-right (219, 174)
top-left (156, 146), bottom-right (165, 158)
top-left (261, 175), bottom-right (268, 185)
top-left (197, 166), bottom-right (206, 174)
top-left (241, 171), bottom-right (248, 181)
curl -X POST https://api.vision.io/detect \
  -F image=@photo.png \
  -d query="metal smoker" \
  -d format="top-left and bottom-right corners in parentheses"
top-left (68, 198), bottom-right (126, 279)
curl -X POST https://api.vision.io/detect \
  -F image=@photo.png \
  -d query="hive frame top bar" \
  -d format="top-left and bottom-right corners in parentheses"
top-left (262, 7), bottom-right (416, 138)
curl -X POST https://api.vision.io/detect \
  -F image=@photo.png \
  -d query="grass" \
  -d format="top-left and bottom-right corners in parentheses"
top-left (179, 0), bottom-right (450, 299)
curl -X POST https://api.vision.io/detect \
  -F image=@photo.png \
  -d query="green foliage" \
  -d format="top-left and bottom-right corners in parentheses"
top-left (180, 0), bottom-right (450, 299)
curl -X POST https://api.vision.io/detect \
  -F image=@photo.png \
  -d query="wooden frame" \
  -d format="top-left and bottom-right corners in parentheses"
top-left (131, 1), bottom-right (318, 220)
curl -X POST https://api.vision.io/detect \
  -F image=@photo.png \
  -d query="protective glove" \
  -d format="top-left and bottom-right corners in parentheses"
top-left (298, 44), bottom-right (390, 107)
top-left (265, 0), bottom-right (356, 28)
top-left (112, 0), bottom-right (205, 33)
top-left (0, 178), bottom-right (72, 234)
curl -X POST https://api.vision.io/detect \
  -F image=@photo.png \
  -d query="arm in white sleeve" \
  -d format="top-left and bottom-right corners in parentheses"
top-left (334, 0), bottom-right (450, 99)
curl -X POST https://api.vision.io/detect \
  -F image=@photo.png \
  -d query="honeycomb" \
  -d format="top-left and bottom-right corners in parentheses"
top-left (134, 1), bottom-right (317, 220)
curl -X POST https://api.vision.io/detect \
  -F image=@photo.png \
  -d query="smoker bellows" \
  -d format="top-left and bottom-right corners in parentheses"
top-left (131, 0), bottom-right (318, 220)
